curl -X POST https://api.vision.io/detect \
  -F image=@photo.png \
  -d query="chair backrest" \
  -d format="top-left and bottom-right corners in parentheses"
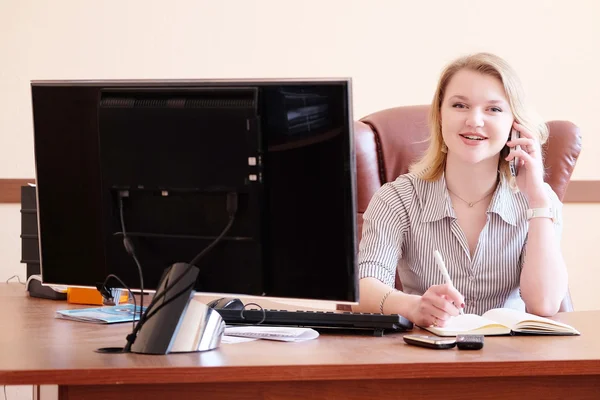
top-left (354, 105), bottom-right (582, 312)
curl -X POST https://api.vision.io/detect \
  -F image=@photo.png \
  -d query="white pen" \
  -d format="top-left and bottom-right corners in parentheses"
top-left (433, 250), bottom-right (464, 315)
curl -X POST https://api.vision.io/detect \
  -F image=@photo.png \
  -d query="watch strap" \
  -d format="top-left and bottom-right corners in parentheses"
top-left (526, 207), bottom-right (557, 223)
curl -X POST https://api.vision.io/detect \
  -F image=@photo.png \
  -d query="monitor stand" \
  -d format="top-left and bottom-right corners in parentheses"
top-left (129, 262), bottom-right (226, 355)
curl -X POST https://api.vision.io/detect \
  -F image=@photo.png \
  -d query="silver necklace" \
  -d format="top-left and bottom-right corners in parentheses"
top-left (447, 187), bottom-right (495, 208)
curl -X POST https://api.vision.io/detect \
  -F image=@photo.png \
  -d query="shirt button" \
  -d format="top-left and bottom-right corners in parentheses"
top-left (469, 275), bottom-right (475, 282)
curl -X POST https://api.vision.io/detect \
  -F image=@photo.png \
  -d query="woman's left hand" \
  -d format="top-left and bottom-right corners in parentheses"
top-left (505, 121), bottom-right (549, 206)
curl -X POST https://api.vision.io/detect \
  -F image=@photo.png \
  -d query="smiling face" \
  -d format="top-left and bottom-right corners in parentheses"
top-left (440, 69), bottom-right (514, 166)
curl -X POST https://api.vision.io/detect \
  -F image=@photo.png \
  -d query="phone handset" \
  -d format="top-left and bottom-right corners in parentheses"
top-left (509, 128), bottom-right (521, 177)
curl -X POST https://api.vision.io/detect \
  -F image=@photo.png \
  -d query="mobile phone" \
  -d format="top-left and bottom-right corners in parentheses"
top-left (403, 334), bottom-right (456, 349)
top-left (456, 334), bottom-right (484, 350)
top-left (509, 128), bottom-right (520, 177)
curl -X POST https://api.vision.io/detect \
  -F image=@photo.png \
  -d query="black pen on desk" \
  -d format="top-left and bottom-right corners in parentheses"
top-left (434, 250), bottom-right (464, 315)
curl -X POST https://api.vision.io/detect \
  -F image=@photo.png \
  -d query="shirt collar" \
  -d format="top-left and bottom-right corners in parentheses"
top-left (486, 173), bottom-right (518, 226)
top-left (416, 172), bottom-right (518, 226)
top-left (418, 173), bottom-right (456, 223)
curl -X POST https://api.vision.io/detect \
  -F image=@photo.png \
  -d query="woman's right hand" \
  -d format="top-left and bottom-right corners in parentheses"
top-left (408, 284), bottom-right (464, 327)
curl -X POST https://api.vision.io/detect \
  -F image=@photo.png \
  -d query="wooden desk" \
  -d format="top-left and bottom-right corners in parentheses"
top-left (1, 283), bottom-right (599, 400)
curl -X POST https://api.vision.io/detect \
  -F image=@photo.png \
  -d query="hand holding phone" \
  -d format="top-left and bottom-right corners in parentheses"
top-left (509, 128), bottom-right (521, 177)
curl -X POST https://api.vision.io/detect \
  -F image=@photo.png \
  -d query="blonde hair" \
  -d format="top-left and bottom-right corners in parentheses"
top-left (409, 52), bottom-right (548, 184)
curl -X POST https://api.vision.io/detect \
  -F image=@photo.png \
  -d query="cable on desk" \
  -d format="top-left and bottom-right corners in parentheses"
top-left (99, 274), bottom-right (138, 331)
top-left (240, 303), bottom-right (267, 325)
top-left (6, 275), bottom-right (25, 285)
top-left (95, 274), bottom-right (138, 354)
top-left (94, 191), bottom-right (147, 354)
top-left (118, 191), bottom-right (145, 320)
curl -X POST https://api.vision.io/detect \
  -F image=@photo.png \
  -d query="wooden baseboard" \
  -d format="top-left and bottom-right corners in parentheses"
top-left (0, 179), bottom-right (34, 203)
top-left (1, 179), bottom-right (599, 204)
top-left (562, 181), bottom-right (600, 203)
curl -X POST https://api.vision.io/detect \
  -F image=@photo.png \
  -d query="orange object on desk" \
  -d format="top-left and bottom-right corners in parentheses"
top-left (66, 287), bottom-right (129, 305)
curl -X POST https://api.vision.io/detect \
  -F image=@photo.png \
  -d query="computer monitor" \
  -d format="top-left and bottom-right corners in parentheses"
top-left (31, 79), bottom-right (358, 304)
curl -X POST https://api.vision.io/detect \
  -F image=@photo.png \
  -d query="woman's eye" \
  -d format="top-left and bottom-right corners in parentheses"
top-left (490, 107), bottom-right (503, 112)
top-left (452, 103), bottom-right (466, 109)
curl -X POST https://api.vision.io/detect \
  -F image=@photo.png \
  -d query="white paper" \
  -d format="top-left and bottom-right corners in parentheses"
top-left (221, 335), bottom-right (258, 344)
top-left (224, 326), bottom-right (319, 342)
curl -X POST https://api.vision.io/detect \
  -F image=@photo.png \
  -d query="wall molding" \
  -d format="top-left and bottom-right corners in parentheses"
top-left (0, 179), bottom-right (34, 204)
top-left (1, 179), bottom-right (599, 204)
top-left (562, 181), bottom-right (600, 203)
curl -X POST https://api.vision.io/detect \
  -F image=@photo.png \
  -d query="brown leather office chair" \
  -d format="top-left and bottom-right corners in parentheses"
top-left (353, 105), bottom-right (582, 313)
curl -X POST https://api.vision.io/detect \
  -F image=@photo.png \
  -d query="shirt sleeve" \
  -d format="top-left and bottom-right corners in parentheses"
top-left (357, 182), bottom-right (410, 287)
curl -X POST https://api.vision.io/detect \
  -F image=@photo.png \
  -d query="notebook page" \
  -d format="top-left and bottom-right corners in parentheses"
top-left (482, 308), bottom-right (573, 330)
top-left (430, 314), bottom-right (504, 334)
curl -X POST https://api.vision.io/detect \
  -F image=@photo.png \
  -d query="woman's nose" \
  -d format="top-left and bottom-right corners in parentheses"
top-left (466, 109), bottom-right (484, 128)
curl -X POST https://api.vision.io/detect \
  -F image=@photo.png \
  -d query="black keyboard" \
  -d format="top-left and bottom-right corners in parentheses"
top-left (214, 308), bottom-right (413, 337)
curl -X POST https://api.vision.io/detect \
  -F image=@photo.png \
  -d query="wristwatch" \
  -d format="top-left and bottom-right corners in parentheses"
top-left (526, 207), bottom-right (557, 223)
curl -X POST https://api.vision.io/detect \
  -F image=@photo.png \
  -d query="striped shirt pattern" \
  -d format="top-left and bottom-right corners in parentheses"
top-left (358, 172), bottom-right (562, 315)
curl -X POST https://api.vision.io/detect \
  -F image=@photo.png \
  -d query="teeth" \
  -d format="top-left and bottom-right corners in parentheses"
top-left (464, 135), bottom-right (484, 140)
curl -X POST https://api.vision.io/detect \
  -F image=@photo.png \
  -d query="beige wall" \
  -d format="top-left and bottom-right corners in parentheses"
top-left (1, 0), bottom-right (599, 312)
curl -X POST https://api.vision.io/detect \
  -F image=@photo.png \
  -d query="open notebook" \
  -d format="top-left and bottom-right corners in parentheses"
top-left (422, 308), bottom-right (580, 337)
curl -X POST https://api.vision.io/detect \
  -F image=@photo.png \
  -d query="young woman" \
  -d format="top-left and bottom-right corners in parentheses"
top-left (353, 53), bottom-right (567, 327)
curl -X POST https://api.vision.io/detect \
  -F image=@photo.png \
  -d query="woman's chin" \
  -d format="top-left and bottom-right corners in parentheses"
top-left (448, 152), bottom-right (496, 166)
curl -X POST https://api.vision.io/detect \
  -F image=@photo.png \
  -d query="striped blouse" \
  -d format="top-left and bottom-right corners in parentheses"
top-left (358, 172), bottom-right (563, 315)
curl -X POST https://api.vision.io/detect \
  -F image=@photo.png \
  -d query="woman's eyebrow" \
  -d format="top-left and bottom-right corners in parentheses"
top-left (448, 95), bottom-right (506, 104)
